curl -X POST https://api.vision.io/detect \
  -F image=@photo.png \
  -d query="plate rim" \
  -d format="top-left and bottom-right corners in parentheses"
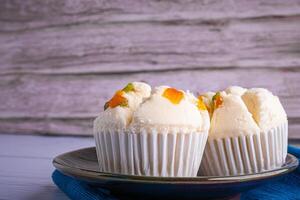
top-left (53, 147), bottom-right (298, 185)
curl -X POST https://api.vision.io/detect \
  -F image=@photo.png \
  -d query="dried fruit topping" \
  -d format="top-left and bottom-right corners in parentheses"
top-left (104, 102), bottom-right (110, 110)
top-left (197, 96), bottom-right (207, 110)
top-left (104, 90), bottom-right (128, 110)
top-left (103, 83), bottom-right (135, 110)
top-left (162, 88), bottom-right (184, 104)
top-left (122, 83), bottom-right (135, 93)
top-left (212, 92), bottom-right (223, 109)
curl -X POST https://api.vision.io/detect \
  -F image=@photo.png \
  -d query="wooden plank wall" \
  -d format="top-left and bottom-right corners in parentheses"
top-left (1, 0), bottom-right (300, 137)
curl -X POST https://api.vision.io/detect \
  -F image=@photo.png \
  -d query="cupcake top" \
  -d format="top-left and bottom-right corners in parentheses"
top-left (210, 93), bottom-right (260, 138)
top-left (94, 82), bottom-right (151, 129)
top-left (242, 88), bottom-right (287, 131)
top-left (208, 87), bottom-right (287, 138)
top-left (225, 86), bottom-right (247, 96)
top-left (130, 86), bottom-right (210, 132)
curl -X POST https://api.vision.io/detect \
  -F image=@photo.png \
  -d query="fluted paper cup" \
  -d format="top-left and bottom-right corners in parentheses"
top-left (199, 121), bottom-right (288, 176)
top-left (94, 127), bottom-right (208, 177)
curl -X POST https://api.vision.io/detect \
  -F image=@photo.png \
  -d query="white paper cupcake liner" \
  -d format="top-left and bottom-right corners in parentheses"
top-left (94, 128), bottom-right (208, 177)
top-left (199, 121), bottom-right (288, 176)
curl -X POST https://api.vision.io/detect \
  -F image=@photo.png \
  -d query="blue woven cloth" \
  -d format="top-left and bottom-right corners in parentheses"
top-left (240, 145), bottom-right (300, 200)
top-left (52, 146), bottom-right (300, 200)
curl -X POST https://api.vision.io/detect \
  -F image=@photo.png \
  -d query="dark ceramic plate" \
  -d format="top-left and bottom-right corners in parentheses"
top-left (53, 147), bottom-right (298, 200)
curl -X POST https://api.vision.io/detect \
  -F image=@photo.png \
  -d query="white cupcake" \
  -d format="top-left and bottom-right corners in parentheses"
top-left (93, 82), bottom-right (151, 174)
top-left (94, 84), bottom-right (210, 177)
top-left (199, 87), bottom-right (288, 176)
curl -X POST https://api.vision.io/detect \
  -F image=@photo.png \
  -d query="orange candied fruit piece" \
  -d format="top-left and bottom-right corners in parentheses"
top-left (197, 96), bottom-right (207, 111)
top-left (162, 87), bottom-right (184, 104)
top-left (104, 90), bottom-right (128, 110)
top-left (212, 92), bottom-right (223, 109)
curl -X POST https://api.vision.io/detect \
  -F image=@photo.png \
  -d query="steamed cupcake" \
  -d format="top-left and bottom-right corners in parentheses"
top-left (199, 87), bottom-right (288, 176)
top-left (93, 82), bottom-right (151, 173)
top-left (94, 84), bottom-right (210, 177)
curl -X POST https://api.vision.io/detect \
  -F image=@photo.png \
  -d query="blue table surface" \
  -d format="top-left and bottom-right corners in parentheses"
top-left (1, 133), bottom-right (299, 200)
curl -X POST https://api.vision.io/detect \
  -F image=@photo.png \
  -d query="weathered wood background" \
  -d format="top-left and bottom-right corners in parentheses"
top-left (1, 0), bottom-right (300, 137)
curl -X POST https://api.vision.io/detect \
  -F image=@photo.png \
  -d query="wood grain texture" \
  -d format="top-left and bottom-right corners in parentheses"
top-left (1, 68), bottom-right (300, 137)
top-left (1, 0), bottom-right (300, 74)
top-left (0, 0), bottom-right (300, 136)
top-left (0, 134), bottom-right (94, 200)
